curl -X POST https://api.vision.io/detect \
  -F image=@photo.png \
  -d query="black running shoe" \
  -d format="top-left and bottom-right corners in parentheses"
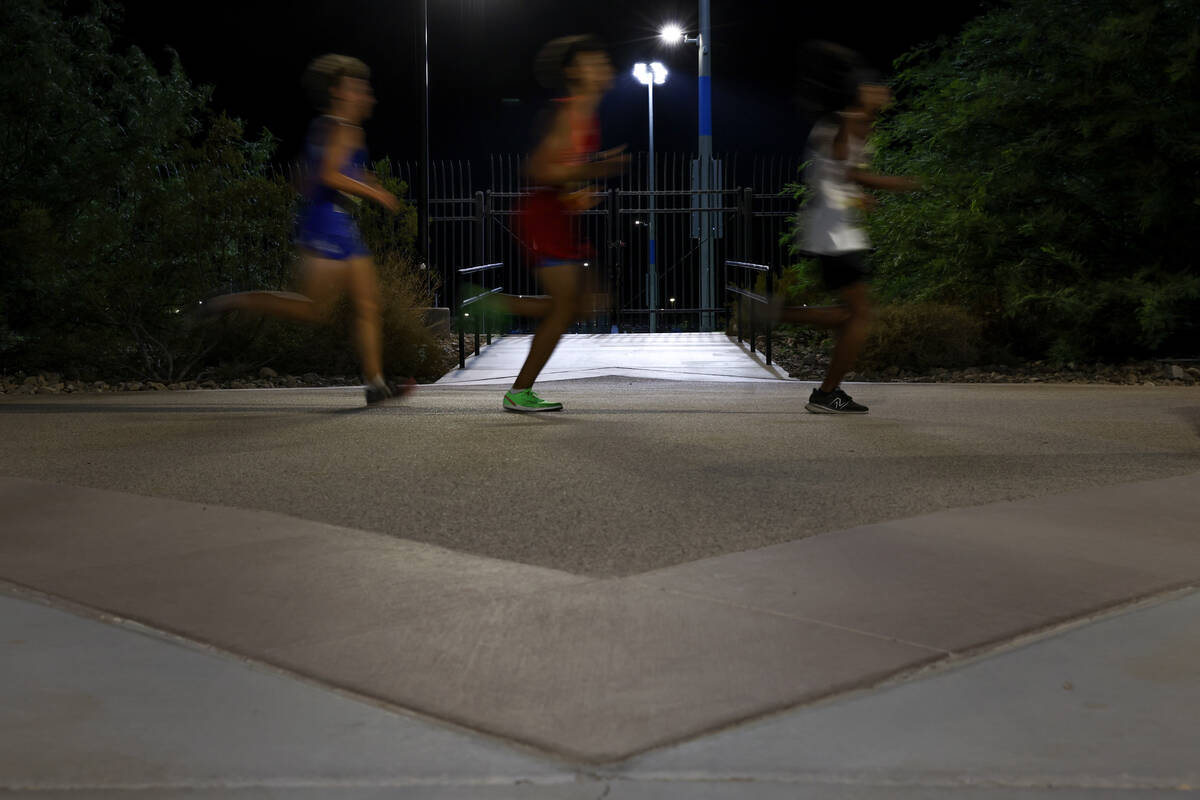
top-left (365, 377), bottom-right (417, 406)
top-left (805, 387), bottom-right (868, 414)
top-left (365, 382), bottom-right (392, 405)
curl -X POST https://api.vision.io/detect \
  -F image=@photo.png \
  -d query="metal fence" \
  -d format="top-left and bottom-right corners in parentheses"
top-left (287, 153), bottom-right (804, 332)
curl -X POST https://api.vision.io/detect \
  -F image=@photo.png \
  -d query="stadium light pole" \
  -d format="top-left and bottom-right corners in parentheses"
top-left (634, 62), bottom-right (667, 334)
top-left (419, 0), bottom-right (431, 299)
top-left (661, 3), bottom-right (714, 330)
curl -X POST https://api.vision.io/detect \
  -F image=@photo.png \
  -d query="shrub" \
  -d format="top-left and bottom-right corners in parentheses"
top-left (223, 252), bottom-right (451, 383)
top-left (867, 0), bottom-right (1200, 360)
top-left (0, 1), bottom-right (451, 383)
top-left (858, 303), bottom-right (984, 373)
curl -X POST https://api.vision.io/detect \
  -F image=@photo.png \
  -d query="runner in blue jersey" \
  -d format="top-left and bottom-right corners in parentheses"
top-left (205, 54), bottom-right (411, 405)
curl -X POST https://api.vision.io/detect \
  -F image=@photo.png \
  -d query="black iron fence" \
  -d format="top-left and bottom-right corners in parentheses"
top-left (280, 153), bottom-right (803, 333)
top-left (384, 153), bottom-right (801, 332)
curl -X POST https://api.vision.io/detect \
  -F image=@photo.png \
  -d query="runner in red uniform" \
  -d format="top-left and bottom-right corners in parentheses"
top-left (487, 36), bottom-right (626, 413)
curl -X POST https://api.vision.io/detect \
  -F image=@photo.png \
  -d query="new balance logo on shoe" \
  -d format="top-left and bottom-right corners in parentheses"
top-left (805, 388), bottom-right (869, 415)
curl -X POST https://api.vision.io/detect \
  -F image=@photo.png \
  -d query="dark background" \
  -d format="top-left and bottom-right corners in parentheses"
top-left (115, 1), bottom-right (990, 164)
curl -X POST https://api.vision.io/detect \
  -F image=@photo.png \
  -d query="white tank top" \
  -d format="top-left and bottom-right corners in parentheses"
top-left (801, 116), bottom-right (870, 254)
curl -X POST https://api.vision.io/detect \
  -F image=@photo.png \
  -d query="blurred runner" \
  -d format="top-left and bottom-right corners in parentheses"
top-left (204, 54), bottom-right (413, 406)
top-left (475, 35), bottom-right (626, 413)
top-left (775, 43), bottom-right (921, 414)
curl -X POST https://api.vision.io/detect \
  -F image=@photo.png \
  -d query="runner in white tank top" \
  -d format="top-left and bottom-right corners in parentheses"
top-left (765, 50), bottom-right (922, 414)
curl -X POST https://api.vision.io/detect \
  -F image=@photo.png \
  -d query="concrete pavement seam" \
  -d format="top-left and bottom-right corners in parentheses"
top-left (0, 579), bottom-right (590, 771)
top-left (593, 584), bottom-right (1200, 767)
top-left (595, 774), bottom-right (1200, 791)
top-left (8, 574), bottom-right (1196, 770)
top-left (0, 778), bottom-right (585, 791)
top-left (5, 579), bottom-right (1199, 774)
top-left (626, 580), bottom-right (951, 654)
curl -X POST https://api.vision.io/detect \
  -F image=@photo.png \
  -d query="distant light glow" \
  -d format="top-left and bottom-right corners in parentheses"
top-left (660, 24), bottom-right (684, 44)
top-left (633, 62), bottom-right (668, 86)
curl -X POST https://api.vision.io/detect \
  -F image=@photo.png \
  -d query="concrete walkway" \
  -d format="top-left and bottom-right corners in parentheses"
top-left (437, 332), bottom-right (788, 384)
top-left (4, 584), bottom-right (1197, 797)
top-left (2, 366), bottom-right (1199, 794)
top-left (3, 466), bottom-right (1199, 762)
top-left (2, 380), bottom-right (1197, 577)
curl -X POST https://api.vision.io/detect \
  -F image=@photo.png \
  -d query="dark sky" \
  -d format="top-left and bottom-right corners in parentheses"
top-left (116, 0), bottom-right (990, 164)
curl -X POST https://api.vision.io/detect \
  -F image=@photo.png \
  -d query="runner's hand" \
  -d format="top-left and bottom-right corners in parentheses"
top-left (562, 184), bottom-right (602, 210)
top-left (376, 188), bottom-right (400, 213)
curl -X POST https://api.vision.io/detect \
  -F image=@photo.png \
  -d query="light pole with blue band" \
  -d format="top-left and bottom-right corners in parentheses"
top-left (633, 62), bottom-right (668, 333)
top-left (663, 0), bottom-right (715, 330)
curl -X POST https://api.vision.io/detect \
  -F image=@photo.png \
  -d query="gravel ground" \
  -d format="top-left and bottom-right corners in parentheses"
top-left (753, 331), bottom-right (1200, 387)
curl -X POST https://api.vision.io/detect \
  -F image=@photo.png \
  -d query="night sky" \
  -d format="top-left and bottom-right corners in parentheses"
top-left (116, 1), bottom-right (990, 165)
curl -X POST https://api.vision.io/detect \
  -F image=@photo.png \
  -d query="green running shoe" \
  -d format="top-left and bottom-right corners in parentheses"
top-left (503, 388), bottom-right (563, 413)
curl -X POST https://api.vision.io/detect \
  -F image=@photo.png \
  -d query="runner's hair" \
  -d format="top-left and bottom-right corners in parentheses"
top-left (302, 54), bottom-right (371, 110)
top-left (534, 35), bottom-right (607, 90)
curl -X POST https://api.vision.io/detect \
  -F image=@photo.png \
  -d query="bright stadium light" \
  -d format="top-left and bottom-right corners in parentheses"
top-left (659, 4), bottom-right (716, 330)
top-left (660, 24), bottom-right (684, 44)
top-left (633, 62), bottom-right (668, 86)
top-left (632, 59), bottom-right (668, 330)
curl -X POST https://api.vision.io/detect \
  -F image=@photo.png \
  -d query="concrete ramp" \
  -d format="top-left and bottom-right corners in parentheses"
top-left (437, 332), bottom-right (789, 385)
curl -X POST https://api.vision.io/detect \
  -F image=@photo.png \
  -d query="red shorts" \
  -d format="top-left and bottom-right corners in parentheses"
top-left (519, 188), bottom-right (592, 264)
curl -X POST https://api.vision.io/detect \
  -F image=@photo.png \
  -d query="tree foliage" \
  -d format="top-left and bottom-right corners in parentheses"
top-left (0, 0), bottom-right (428, 381)
top-left (868, 0), bottom-right (1200, 360)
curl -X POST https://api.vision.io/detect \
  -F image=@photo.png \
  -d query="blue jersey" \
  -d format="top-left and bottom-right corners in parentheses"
top-left (296, 116), bottom-right (370, 260)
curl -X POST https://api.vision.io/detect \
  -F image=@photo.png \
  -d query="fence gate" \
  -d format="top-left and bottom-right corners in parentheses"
top-left (399, 153), bottom-right (802, 333)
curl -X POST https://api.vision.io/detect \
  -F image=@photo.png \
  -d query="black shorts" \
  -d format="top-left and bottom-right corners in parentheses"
top-left (819, 251), bottom-right (871, 291)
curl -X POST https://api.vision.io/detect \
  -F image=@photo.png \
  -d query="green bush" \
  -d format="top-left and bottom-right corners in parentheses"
top-left (0, 0), bottom-right (449, 383)
top-left (859, 303), bottom-right (984, 373)
top-left (217, 162), bottom-right (445, 382)
top-left (222, 252), bottom-right (449, 382)
top-left (867, 0), bottom-right (1200, 360)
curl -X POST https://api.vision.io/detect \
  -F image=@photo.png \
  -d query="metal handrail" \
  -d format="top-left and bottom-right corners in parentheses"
top-left (460, 286), bottom-right (504, 308)
top-left (726, 285), bottom-right (768, 304)
top-left (618, 307), bottom-right (727, 314)
top-left (726, 260), bottom-right (770, 272)
top-left (726, 259), bottom-right (776, 366)
top-left (457, 262), bottom-right (505, 368)
top-left (458, 262), bottom-right (504, 276)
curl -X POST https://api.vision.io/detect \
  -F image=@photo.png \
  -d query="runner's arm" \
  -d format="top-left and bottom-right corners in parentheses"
top-left (526, 109), bottom-right (625, 185)
top-left (318, 123), bottom-right (397, 209)
top-left (848, 170), bottom-right (921, 192)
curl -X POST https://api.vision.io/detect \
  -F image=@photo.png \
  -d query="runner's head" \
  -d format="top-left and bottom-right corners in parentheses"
top-left (303, 54), bottom-right (375, 122)
top-left (535, 35), bottom-right (613, 96)
top-left (850, 67), bottom-right (890, 119)
top-left (796, 42), bottom-right (885, 116)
